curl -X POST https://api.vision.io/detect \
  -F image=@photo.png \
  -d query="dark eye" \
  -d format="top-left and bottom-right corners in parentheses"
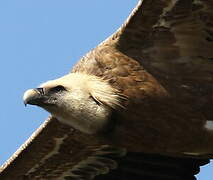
top-left (50, 85), bottom-right (66, 93)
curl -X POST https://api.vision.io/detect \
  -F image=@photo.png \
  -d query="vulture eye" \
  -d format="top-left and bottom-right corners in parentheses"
top-left (50, 85), bottom-right (66, 93)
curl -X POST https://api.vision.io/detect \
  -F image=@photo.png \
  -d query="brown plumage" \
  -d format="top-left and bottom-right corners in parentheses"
top-left (1, 0), bottom-right (213, 179)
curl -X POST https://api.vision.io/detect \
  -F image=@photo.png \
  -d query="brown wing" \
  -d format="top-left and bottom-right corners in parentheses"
top-left (0, 117), bottom-right (125, 180)
top-left (116, 0), bottom-right (213, 119)
top-left (72, 0), bottom-right (213, 156)
top-left (114, 0), bottom-right (213, 155)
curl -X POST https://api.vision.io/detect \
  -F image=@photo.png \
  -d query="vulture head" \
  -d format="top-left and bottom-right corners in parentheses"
top-left (23, 73), bottom-right (122, 134)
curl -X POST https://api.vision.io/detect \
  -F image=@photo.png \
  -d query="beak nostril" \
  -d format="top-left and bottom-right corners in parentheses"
top-left (36, 88), bottom-right (45, 95)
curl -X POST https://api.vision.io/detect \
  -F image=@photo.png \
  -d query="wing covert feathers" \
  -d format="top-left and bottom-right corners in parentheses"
top-left (0, 118), bottom-right (126, 180)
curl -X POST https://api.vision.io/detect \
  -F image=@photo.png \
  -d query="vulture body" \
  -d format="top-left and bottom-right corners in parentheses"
top-left (1, 0), bottom-right (213, 179)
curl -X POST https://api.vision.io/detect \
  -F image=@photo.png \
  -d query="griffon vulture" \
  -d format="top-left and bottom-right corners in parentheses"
top-left (1, 0), bottom-right (213, 179)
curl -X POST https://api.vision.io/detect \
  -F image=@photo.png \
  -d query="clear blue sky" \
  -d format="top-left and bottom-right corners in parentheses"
top-left (0, 1), bottom-right (211, 179)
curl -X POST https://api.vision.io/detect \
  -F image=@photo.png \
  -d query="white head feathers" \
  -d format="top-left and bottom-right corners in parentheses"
top-left (33, 72), bottom-right (125, 134)
top-left (40, 73), bottom-right (123, 109)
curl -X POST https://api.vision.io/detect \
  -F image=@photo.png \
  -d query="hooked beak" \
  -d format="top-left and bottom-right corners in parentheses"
top-left (23, 88), bottom-right (45, 106)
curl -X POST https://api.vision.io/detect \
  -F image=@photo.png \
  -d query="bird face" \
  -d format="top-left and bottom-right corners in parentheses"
top-left (23, 73), bottom-right (122, 134)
